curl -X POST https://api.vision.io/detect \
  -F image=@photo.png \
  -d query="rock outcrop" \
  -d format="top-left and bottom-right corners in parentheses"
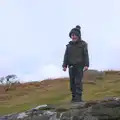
top-left (0, 97), bottom-right (120, 120)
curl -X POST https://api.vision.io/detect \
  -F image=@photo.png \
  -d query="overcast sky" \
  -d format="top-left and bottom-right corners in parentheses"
top-left (0, 0), bottom-right (120, 82)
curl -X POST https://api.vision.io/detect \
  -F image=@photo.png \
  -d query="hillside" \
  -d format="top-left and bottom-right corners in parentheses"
top-left (0, 70), bottom-right (120, 115)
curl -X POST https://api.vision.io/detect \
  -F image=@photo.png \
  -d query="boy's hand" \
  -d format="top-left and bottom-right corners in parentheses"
top-left (63, 67), bottom-right (67, 72)
top-left (83, 66), bottom-right (88, 71)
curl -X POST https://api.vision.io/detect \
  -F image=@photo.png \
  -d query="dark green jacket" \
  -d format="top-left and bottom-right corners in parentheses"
top-left (62, 40), bottom-right (89, 68)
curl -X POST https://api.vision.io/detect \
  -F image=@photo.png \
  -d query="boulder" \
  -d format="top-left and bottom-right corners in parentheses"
top-left (0, 97), bottom-right (120, 120)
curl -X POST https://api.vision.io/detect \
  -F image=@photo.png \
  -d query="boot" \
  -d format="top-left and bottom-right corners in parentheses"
top-left (71, 94), bottom-right (76, 103)
top-left (74, 95), bottom-right (83, 102)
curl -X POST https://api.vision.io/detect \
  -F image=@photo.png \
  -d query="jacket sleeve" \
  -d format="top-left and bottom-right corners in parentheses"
top-left (62, 45), bottom-right (68, 68)
top-left (83, 43), bottom-right (89, 67)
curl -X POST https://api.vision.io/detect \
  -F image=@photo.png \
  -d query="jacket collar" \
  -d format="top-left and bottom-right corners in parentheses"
top-left (69, 40), bottom-right (82, 45)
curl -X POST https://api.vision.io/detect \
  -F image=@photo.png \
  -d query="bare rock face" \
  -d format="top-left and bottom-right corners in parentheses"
top-left (0, 97), bottom-right (120, 120)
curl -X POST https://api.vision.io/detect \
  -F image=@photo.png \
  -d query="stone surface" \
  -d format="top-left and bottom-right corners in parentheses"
top-left (0, 97), bottom-right (120, 120)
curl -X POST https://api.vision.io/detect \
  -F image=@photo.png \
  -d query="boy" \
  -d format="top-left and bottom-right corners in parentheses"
top-left (62, 25), bottom-right (89, 102)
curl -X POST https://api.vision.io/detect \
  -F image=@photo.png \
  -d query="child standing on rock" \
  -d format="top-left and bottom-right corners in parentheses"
top-left (62, 25), bottom-right (89, 102)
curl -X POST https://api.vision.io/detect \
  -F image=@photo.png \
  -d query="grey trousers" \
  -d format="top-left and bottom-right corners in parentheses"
top-left (69, 65), bottom-right (84, 98)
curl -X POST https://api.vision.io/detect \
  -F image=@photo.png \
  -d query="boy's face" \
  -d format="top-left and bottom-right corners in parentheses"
top-left (71, 33), bottom-right (79, 41)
